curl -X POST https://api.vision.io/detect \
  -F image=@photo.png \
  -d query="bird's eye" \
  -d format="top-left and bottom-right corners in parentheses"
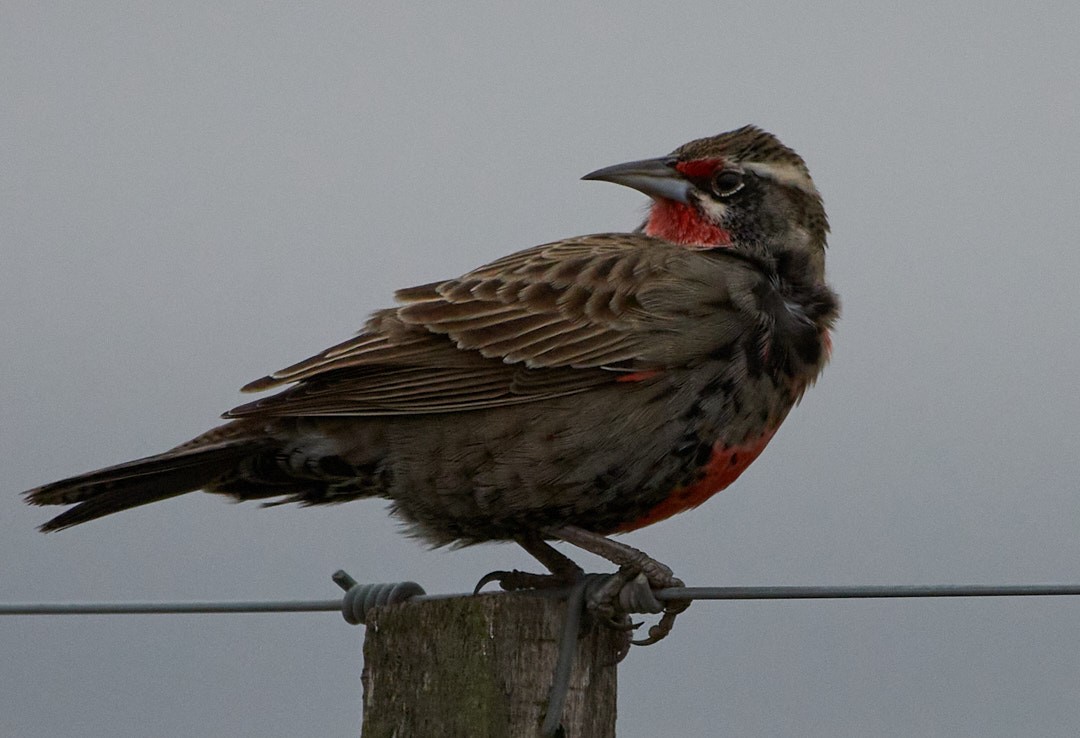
top-left (711, 170), bottom-right (744, 198)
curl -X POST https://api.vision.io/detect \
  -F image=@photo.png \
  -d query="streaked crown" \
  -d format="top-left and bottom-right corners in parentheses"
top-left (673, 126), bottom-right (819, 198)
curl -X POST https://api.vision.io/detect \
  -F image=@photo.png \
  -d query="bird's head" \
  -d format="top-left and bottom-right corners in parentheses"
top-left (583, 126), bottom-right (829, 278)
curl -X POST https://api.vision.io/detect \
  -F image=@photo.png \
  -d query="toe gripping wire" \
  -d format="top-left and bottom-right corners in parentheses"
top-left (333, 570), bottom-right (426, 625)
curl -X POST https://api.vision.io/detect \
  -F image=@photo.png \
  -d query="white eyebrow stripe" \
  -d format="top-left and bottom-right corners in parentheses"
top-left (743, 161), bottom-right (819, 196)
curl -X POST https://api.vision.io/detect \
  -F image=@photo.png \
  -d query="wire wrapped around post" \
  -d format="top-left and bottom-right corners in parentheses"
top-left (332, 570), bottom-right (426, 625)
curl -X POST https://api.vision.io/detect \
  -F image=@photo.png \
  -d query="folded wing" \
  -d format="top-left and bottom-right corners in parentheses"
top-left (228, 234), bottom-right (763, 418)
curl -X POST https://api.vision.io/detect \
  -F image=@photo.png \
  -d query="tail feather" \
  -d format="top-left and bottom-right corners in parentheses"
top-left (24, 440), bottom-right (268, 532)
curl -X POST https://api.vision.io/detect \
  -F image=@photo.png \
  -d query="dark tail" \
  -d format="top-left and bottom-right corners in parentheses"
top-left (23, 439), bottom-right (269, 532)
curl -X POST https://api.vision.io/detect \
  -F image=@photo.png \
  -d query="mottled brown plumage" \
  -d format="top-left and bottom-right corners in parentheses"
top-left (24, 128), bottom-right (839, 590)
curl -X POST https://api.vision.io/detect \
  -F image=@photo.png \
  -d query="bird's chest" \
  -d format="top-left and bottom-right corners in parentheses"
top-left (605, 361), bottom-right (800, 532)
top-left (615, 427), bottom-right (778, 532)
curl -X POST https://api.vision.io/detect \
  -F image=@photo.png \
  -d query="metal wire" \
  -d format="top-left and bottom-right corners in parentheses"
top-left (656, 584), bottom-right (1080, 600)
top-left (4, 582), bottom-right (1079, 617)
top-left (0, 600), bottom-right (345, 616)
top-left (6, 575), bottom-right (1078, 736)
top-left (542, 574), bottom-right (594, 738)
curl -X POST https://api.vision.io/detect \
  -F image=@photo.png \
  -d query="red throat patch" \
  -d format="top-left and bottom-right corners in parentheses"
top-left (616, 429), bottom-right (777, 532)
top-left (644, 200), bottom-right (731, 248)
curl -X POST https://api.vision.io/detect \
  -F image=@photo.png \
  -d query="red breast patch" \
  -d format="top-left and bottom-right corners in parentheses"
top-left (616, 428), bottom-right (777, 532)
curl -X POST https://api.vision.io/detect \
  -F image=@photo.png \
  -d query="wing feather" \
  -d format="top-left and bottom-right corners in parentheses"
top-left (230, 234), bottom-right (765, 418)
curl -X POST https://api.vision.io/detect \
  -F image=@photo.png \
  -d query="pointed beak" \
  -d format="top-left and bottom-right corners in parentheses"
top-left (581, 157), bottom-right (692, 204)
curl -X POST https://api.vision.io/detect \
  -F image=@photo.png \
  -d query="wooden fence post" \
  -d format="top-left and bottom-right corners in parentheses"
top-left (359, 592), bottom-right (621, 737)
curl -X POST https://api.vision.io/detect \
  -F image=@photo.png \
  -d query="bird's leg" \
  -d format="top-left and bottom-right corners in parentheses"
top-left (545, 525), bottom-right (678, 587)
top-left (545, 524), bottom-right (691, 646)
top-left (473, 534), bottom-right (642, 657)
top-left (474, 533), bottom-right (584, 594)
top-left (518, 534), bottom-right (587, 581)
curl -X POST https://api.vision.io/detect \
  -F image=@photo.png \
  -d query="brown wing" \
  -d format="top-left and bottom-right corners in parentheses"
top-left (227, 233), bottom-right (764, 418)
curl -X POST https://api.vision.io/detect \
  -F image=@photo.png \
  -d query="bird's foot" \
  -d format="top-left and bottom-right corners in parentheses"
top-left (545, 525), bottom-right (693, 647)
top-left (476, 533), bottom-right (588, 594)
top-left (580, 564), bottom-right (690, 650)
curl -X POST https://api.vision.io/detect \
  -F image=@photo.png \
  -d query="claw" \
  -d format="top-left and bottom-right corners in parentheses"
top-left (630, 597), bottom-right (692, 646)
top-left (606, 616), bottom-right (642, 631)
top-left (607, 613), bottom-right (643, 665)
top-left (474, 568), bottom-right (575, 594)
top-left (473, 570), bottom-right (510, 594)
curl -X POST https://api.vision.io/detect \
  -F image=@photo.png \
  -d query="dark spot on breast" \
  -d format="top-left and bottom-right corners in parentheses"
top-left (672, 437), bottom-right (699, 458)
top-left (794, 330), bottom-right (823, 364)
top-left (680, 400), bottom-right (704, 421)
top-left (729, 453), bottom-right (740, 466)
top-left (702, 376), bottom-right (737, 399)
top-left (693, 443), bottom-right (713, 466)
top-left (741, 334), bottom-right (766, 377)
top-left (593, 465), bottom-right (623, 492)
top-left (708, 341), bottom-right (737, 362)
top-left (673, 432), bottom-right (713, 469)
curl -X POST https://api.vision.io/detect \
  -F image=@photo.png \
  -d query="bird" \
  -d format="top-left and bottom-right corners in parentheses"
top-left (24, 126), bottom-right (839, 641)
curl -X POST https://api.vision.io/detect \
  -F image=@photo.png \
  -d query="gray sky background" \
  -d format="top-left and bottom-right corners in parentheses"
top-left (3, 2), bottom-right (1080, 736)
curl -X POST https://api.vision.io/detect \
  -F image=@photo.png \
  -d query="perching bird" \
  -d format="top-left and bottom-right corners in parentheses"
top-left (25, 126), bottom-right (839, 640)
